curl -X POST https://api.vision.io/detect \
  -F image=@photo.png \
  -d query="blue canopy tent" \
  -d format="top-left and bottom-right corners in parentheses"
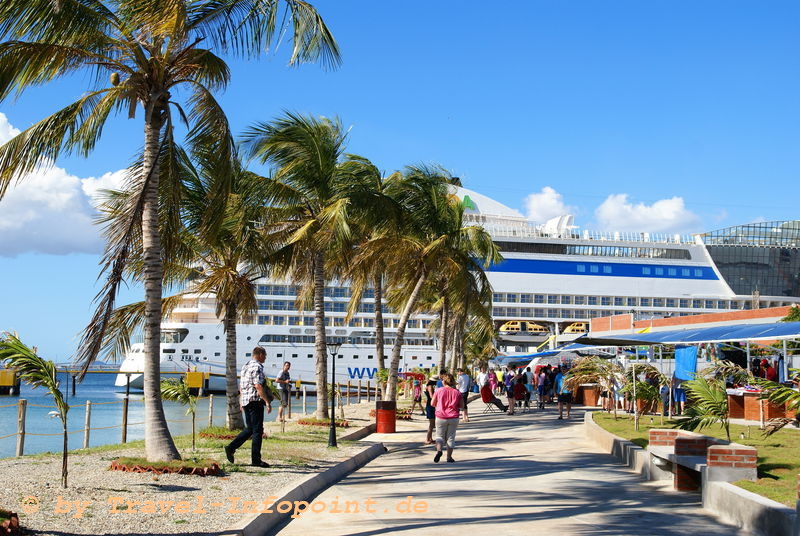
top-left (573, 321), bottom-right (800, 347)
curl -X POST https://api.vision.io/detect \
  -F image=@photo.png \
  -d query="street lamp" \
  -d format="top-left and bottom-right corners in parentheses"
top-left (327, 340), bottom-right (342, 447)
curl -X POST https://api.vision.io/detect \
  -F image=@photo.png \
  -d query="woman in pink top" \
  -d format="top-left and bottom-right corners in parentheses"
top-left (430, 373), bottom-right (464, 463)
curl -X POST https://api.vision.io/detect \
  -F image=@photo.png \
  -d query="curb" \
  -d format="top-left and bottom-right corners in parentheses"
top-left (222, 441), bottom-right (386, 536)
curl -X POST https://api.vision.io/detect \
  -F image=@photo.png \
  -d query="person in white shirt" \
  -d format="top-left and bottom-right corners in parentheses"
top-left (476, 366), bottom-right (488, 388)
top-left (456, 368), bottom-right (471, 423)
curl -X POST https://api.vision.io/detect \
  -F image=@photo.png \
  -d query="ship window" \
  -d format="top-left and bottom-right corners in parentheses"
top-left (574, 296), bottom-right (585, 305)
top-left (163, 349), bottom-right (176, 353)
top-left (693, 300), bottom-right (703, 308)
top-left (588, 297), bottom-right (597, 305)
top-left (338, 354), bottom-right (343, 358)
top-left (194, 349), bottom-right (201, 354)
top-left (181, 349), bottom-right (188, 353)
top-left (534, 294), bottom-right (545, 303)
top-left (640, 298), bottom-right (651, 306)
top-left (577, 264), bottom-right (586, 273)
top-left (705, 300), bottom-right (715, 308)
top-left (167, 356), bottom-right (172, 360)
top-left (277, 353), bottom-right (282, 358)
top-left (614, 297), bottom-right (623, 306)
top-left (308, 354), bottom-right (313, 358)
top-left (666, 299), bottom-right (676, 307)
top-left (547, 295), bottom-right (558, 304)
top-left (411, 355), bottom-right (418, 360)
top-left (603, 265), bottom-right (612, 273)
top-left (246, 336), bottom-right (251, 340)
top-left (654, 268), bottom-right (664, 275)
top-left (679, 299), bottom-right (689, 308)
top-left (427, 356), bottom-right (433, 360)
top-left (681, 269), bottom-right (690, 277)
top-left (520, 294), bottom-right (533, 303)
top-left (368, 355), bottom-right (373, 359)
top-left (642, 267), bottom-right (651, 275)
top-left (291, 354), bottom-right (297, 358)
top-left (215, 336), bottom-right (220, 340)
top-left (590, 265), bottom-right (599, 273)
top-left (668, 268), bottom-right (676, 276)
top-left (214, 352), bottom-right (220, 357)
top-left (353, 355), bottom-right (358, 359)
top-left (246, 352), bottom-right (251, 357)
top-left (653, 298), bottom-right (664, 307)
top-left (694, 269), bottom-right (703, 277)
top-left (601, 297), bottom-right (611, 306)
top-left (199, 336), bottom-right (204, 340)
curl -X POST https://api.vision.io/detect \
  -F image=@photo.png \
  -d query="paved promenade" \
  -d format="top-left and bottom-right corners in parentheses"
top-left (276, 403), bottom-right (748, 535)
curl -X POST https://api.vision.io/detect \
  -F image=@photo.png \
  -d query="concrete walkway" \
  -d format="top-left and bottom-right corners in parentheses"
top-left (276, 404), bottom-right (749, 535)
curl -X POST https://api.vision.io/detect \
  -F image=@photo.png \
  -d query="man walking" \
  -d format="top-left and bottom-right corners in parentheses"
top-left (225, 346), bottom-right (273, 467)
top-left (276, 361), bottom-right (292, 422)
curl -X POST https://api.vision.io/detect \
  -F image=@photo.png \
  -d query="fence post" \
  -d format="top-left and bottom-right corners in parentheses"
top-left (357, 380), bottom-right (362, 404)
top-left (366, 380), bottom-right (371, 402)
top-left (208, 394), bottom-right (214, 428)
top-left (302, 386), bottom-right (307, 415)
top-left (121, 396), bottom-right (129, 444)
top-left (288, 390), bottom-right (292, 419)
top-left (346, 381), bottom-right (351, 405)
top-left (83, 400), bottom-right (91, 449)
top-left (16, 399), bottom-right (26, 457)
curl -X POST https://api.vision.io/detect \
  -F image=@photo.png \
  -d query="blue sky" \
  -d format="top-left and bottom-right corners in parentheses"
top-left (1, 0), bottom-right (798, 360)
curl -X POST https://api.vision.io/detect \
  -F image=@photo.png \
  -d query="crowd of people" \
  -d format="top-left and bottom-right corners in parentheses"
top-left (419, 363), bottom-right (575, 463)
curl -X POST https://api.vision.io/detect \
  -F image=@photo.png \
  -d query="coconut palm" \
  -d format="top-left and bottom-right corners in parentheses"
top-left (333, 157), bottom-right (403, 374)
top-left (97, 152), bottom-right (274, 431)
top-left (369, 165), bottom-right (500, 400)
top-left (0, 333), bottom-right (69, 487)
top-left (241, 112), bottom-right (356, 419)
top-left (0, 0), bottom-right (339, 461)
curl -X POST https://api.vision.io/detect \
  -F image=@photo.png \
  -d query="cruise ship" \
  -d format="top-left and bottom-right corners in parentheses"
top-left (115, 187), bottom-right (800, 390)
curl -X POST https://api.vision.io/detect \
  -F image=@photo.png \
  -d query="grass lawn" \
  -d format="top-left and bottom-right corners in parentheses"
top-left (592, 411), bottom-right (800, 507)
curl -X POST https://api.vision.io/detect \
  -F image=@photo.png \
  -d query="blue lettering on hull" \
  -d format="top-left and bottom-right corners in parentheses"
top-left (346, 367), bottom-right (412, 379)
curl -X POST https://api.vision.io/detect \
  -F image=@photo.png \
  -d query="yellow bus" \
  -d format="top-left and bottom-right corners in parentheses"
top-left (498, 321), bottom-right (549, 334)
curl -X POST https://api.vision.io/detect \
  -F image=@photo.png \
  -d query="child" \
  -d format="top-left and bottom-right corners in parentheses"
top-left (410, 379), bottom-right (424, 415)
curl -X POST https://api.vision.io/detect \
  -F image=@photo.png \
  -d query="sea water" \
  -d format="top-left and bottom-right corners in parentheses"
top-left (0, 372), bottom-right (318, 459)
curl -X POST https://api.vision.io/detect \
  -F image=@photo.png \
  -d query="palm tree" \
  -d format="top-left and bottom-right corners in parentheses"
top-left (97, 152), bottom-right (274, 431)
top-left (565, 355), bottom-right (624, 419)
top-left (0, 333), bottom-right (69, 487)
top-left (334, 158), bottom-right (403, 374)
top-left (674, 375), bottom-right (732, 441)
top-left (241, 112), bottom-right (354, 419)
top-left (367, 165), bottom-right (500, 400)
top-left (0, 0), bottom-right (339, 462)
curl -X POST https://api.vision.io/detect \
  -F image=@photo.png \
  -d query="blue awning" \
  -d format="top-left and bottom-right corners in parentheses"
top-left (574, 321), bottom-right (800, 347)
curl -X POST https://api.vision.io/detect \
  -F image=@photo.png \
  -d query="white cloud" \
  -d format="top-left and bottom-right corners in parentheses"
top-left (0, 112), bottom-right (20, 143)
top-left (594, 194), bottom-right (701, 233)
top-left (523, 186), bottom-right (577, 224)
top-left (0, 115), bottom-right (126, 257)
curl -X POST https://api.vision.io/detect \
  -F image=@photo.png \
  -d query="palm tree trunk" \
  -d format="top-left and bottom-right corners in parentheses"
top-left (224, 304), bottom-right (244, 430)
top-left (386, 269), bottom-right (427, 400)
top-left (438, 294), bottom-right (449, 373)
top-left (374, 273), bottom-right (386, 371)
top-left (313, 251), bottom-right (329, 419)
top-left (142, 113), bottom-right (180, 462)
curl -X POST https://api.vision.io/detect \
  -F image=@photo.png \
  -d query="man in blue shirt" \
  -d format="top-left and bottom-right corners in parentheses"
top-left (554, 366), bottom-right (572, 420)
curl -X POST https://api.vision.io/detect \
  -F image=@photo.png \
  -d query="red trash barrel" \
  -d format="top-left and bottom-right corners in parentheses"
top-left (375, 400), bottom-right (396, 433)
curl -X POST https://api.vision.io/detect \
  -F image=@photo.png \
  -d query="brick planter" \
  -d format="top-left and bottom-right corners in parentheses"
top-left (743, 392), bottom-right (790, 421)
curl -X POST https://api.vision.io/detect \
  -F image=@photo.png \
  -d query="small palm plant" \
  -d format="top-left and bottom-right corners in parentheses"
top-left (160, 379), bottom-right (197, 452)
top-left (673, 375), bottom-right (732, 441)
top-left (0, 333), bottom-right (69, 487)
top-left (751, 367), bottom-right (800, 436)
top-left (565, 355), bottom-right (624, 419)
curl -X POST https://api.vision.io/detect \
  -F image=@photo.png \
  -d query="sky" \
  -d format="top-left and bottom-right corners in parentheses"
top-left (0, 0), bottom-right (798, 360)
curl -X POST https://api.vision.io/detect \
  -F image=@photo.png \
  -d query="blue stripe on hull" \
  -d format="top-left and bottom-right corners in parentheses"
top-left (488, 258), bottom-right (718, 280)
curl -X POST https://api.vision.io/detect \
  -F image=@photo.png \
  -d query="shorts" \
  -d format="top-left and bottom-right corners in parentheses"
top-left (537, 385), bottom-right (546, 397)
top-left (673, 388), bottom-right (686, 403)
top-left (279, 390), bottom-right (290, 407)
top-left (435, 417), bottom-right (459, 449)
top-left (426, 405), bottom-right (435, 419)
top-left (558, 393), bottom-right (573, 404)
top-left (461, 391), bottom-right (469, 406)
